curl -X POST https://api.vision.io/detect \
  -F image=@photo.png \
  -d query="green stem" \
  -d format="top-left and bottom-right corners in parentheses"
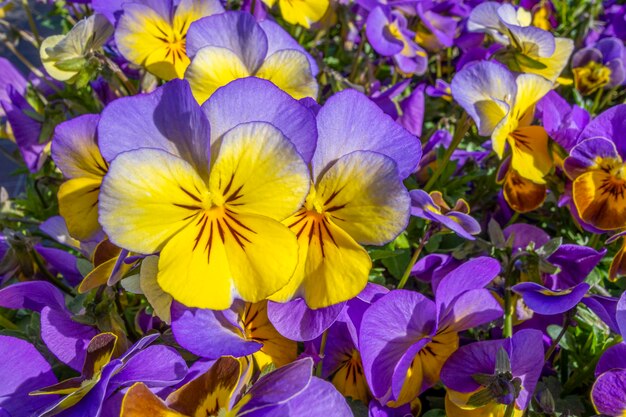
top-left (423, 113), bottom-right (469, 192)
top-left (397, 229), bottom-right (430, 289)
top-left (544, 313), bottom-right (571, 361)
top-left (315, 330), bottom-right (328, 377)
top-left (21, 0), bottom-right (41, 46)
top-left (502, 257), bottom-right (517, 338)
top-left (503, 403), bottom-right (516, 417)
top-left (0, 314), bottom-right (18, 330)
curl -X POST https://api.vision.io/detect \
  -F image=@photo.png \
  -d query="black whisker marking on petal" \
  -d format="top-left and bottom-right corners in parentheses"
top-left (173, 203), bottom-right (202, 210)
top-left (179, 186), bottom-right (202, 202)
top-left (193, 215), bottom-right (208, 251)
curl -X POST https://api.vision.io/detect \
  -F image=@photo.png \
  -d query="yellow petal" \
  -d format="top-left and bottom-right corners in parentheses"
top-left (116, 4), bottom-right (188, 80)
top-left (157, 211), bottom-right (234, 310)
top-left (121, 383), bottom-right (186, 417)
top-left (329, 349), bottom-right (370, 403)
top-left (58, 177), bottom-right (102, 241)
top-left (573, 170), bottom-right (626, 230)
top-left (173, 0), bottom-right (223, 35)
top-left (99, 148), bottom-right (209, 255)
top-left (209, 122), bottom-right (310, 220)
top-left (256, 50), bottom-right (318, 100)
top-left (166, 357), bottom-right (241, 416)
top-left (40, 35), bottom-right (77, 81)
top-left (509, 126), bottom-right (552, 183)
top-left (502, 168), bottom-right (547, 213)
top-left (185, 46), bottom-right (250, 104)
top-left (512, 74), bottom-right (553, 124)
top-left (242, 301), bottom-right (297, 369)
top-left (315, 151), bottom-right (409, 245)
top-left (277, 0), bottom-right (329, 28)
top-left (520, 37), bottom-right (574, 82)
top-left (271, 212), bottom-right (371, 309)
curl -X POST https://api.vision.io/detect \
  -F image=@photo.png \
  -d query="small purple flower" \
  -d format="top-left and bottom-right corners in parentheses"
top-left (410, 190), bottom-right (481, 240)
top-left (441, 329), bottom-right (544, 415)
top-left (571, 37), bottom-right (625, 95)
top-left (360, 257), bottom-right (503, 406)
top-left (365, 6), bottom-right (428, 75)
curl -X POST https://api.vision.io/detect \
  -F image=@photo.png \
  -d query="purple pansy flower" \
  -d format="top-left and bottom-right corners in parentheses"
top-left (35, 332), bottom-right (187, 417)
top-left (121, 357), bottom-right (352, 417)
top-left (536, 90), bottom-right (590, 152)
top-left (410, 190), bottom-right (481, 240)
top-left (571, 37), bottom-right (625, 95)
top-left (441, 329), bottom-right (544, 415)
top-left (360, 257), bottom-right (503, 406)
top-left (365, 6), bottom-right (428, 75)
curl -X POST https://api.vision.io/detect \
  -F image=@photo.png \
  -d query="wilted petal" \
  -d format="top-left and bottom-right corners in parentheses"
top-left (512, 282), bottom-right (589, 315)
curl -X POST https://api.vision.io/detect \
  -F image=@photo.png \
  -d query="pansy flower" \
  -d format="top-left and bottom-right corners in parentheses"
top-left (366, 6), bottom-right (428, 75)
top-left (592, 292), bottom-right (626, 416)
top-left (564, 104), bottom-right (626, 231)
top-left (171, 300), bottom-right (297, 370)
top-left (115, 0), bottom-right (224, 80)
top-left (33, 332), bottom-right (187, 417)
top-left (410, 190), bottom-right (481, 239)
top-left (184, 11), bottom-right (318, 104)
top-left (467, 2), bottom-right (573, 82)
top-left (268, 90), bottom-right (421, 309)
top-left (360, 257), bottom-right (503, 406)
top-left (440, 329), bottom-right (544, 417)
top-left (260, 0), bottom-right (329, 29)
top-left (121, 357), bottom-right (352, 417)
top-left (572, 37), bottom-right (625, 96)
top-left (452, 61), bottom-right (554, 211)
top-left (98, 78), bottom-right (312, 310)
top-left (40, 14), bottom-right (113, 84)
top-left (52, 114), bottom-right (107, 241)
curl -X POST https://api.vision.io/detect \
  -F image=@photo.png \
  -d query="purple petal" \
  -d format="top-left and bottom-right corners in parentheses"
top-left (0, 335), bottom-right (59, 417)
top-left (512, 282), bottom-right (590, 315)
top-left (397, 84), bottom-right (425, 137)
top-left (596, 37), bottom-right (625, 62)
top-left (35, 244), bottom-right (83, 286)
top-left (110, 345), bottom-right (188, 388)
top-left (510, 329), bottom-right (545, 409)
top-left (439, 288), bottom-right (503, 332)
top-left (434, 256), bottom-right (501, 320)
top-left (571, 47), bottom-right (602, 68)
top-left (365, 6), bottom-right (403, 56)
top-left (202, 77), bottom-right (317, 163)
top-left (259, 20), bottom-right (318, 75)
top-left (51, 114), bottom-right (101, 179)
top-left (411, 254), bottom-right (461, 291)
top-left (578, 104), bottom-right (626, 158)
top-left (1, 93), bottom-right (46, 172)
top-left (441, 337), bottom-right (509, 393)
top-left (171, 302), bottom-right (261, 359)
top-left (238, 358), bottom-right (312, 414)
top-left (186, 12), bottom-right (267, 72)
top-left (564, 136), bottom-right (620, 179)
top-left (267, 298), bottom-right (345, 342)
top-left (618, 291), bottom-right (626, 338)
top-left (253, 376), bottom-right (352, 417)
top-left (0, 58), bottom-right (27, 113)
top-left (368, 399), bottom-right (412, 417)
top-left (503, 224), bottom-right (551, 251)
top-left (40, 306), bottom-right (98, 371)
top-left (314, 89), bottom-right (421, 179)
top-left (359, 290), bottom-right (437, 399)
top-left (0, 281), bottom-right (66, 312)
top-left (582, 295), bottom-right (619, 334)
top-left (596, 344), bottom-right (626, 376)
top-left (592, 369), bottom-right (626, 416)
top-left (98, 79), bottom-right (211, 177)
top-left (546, 244), bottom-right (606, 289)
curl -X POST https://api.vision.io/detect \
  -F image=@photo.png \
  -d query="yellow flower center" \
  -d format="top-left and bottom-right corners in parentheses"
top-left (573, 60), bottom-right (612, 96)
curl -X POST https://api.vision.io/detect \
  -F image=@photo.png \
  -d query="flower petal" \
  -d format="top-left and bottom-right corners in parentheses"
top-left (51, 114), bottom-right (105, 179)
top-left (256, 50), bottom-right (318, 100)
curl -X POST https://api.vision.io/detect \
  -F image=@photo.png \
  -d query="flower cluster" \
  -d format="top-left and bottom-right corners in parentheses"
top-left (0, 0), bottom-right (625, 416)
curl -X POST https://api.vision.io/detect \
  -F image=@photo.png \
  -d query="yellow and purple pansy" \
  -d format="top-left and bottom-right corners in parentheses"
top-left (115, 0), bottom-right (224, 80)
top-left (184, 11), bottom-right (318, 103)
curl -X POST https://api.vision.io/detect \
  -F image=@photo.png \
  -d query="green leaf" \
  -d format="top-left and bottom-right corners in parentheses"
top-left (54, 57), bottom-right (87, 72)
